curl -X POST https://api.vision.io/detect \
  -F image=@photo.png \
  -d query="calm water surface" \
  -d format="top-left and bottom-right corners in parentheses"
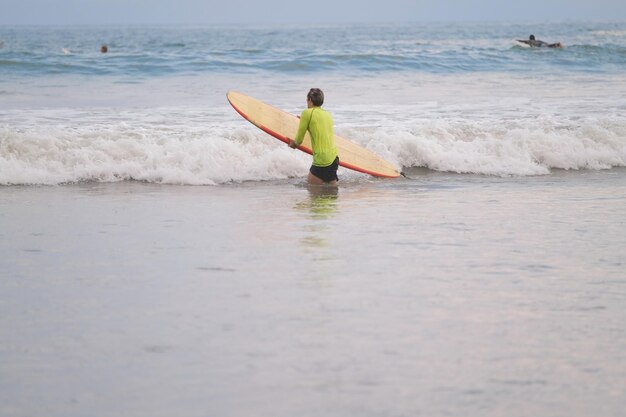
top-left (1, 169), bottom-right (624, 417)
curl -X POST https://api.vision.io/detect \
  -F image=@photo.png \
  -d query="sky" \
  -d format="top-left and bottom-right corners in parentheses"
top-left (1, 0), bottom-right (625, 25)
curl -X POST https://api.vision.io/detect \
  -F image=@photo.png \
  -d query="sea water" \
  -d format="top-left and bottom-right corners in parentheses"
top-left (1, 22), bottom-right (625, 417)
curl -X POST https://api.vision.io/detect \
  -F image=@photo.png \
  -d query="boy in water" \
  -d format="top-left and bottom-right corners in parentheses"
top-left (287, 88), bottom-right (339, 186)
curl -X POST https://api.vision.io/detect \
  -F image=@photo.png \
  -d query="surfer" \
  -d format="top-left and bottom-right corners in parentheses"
top-left (517, 35), bottom-right (562, 48)
top-left (287, 88), bottom-right (339, 186)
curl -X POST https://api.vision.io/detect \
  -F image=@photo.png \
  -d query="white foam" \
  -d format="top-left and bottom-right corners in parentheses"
top-left (0, 118), bottom-right (309, 185)
top-left (363, 117), bottom-right (626, 176)
top-left (2, 110), bottom-right (624, 185)
top-left (2, 72), bottom-right (625, 185)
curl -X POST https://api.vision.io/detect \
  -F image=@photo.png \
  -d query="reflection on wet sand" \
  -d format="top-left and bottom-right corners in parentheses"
top-left (295, 185), bottom-right (339, 250)
top-left (295, 185), bottom-right (339, 220)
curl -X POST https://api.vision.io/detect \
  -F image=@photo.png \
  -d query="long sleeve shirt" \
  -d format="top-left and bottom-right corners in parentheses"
top-left (294, 106), bottom-right (338, 167)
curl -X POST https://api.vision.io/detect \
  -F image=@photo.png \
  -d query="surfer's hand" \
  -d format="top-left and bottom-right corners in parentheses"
top-left (288, 139), bottom-right (297, 149)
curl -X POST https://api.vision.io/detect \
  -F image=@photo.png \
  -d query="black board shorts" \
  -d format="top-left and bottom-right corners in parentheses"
top-left (310, 156), bottom-right (339, 183)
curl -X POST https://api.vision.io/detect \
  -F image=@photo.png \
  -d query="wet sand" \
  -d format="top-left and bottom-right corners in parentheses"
top-left (1, 171), bottom-right (625, 417)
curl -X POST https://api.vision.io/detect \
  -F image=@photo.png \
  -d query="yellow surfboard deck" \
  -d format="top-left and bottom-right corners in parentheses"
top-left (227, 91), bottom-right (400, 178)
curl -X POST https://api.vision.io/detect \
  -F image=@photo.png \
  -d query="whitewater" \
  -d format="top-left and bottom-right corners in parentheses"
top-left (2, 72), bottom-right (625, 184)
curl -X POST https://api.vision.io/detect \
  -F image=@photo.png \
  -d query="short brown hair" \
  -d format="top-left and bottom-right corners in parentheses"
top-left (307, 88), bottom-right (324, 107)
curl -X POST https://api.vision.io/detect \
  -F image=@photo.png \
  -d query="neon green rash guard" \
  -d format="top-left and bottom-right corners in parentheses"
top-left (294, 106), bottom-right (338, 167)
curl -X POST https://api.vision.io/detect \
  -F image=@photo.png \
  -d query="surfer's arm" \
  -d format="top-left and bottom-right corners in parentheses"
top-left (294, 109), bottom-right (312, 146)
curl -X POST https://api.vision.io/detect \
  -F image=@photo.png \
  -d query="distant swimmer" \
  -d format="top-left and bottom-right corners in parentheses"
top-left (100, 44), bottom-right (108, 53)
top-left (517, 35), bottom-right (563, 48)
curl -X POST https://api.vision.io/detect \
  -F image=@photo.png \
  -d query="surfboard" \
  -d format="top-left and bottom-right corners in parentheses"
top-left (227, 91), bottom-right (400, 178)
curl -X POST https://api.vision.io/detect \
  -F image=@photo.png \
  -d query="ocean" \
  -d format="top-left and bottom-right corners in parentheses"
top-left (1, 22), bottom-right (625, 417)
